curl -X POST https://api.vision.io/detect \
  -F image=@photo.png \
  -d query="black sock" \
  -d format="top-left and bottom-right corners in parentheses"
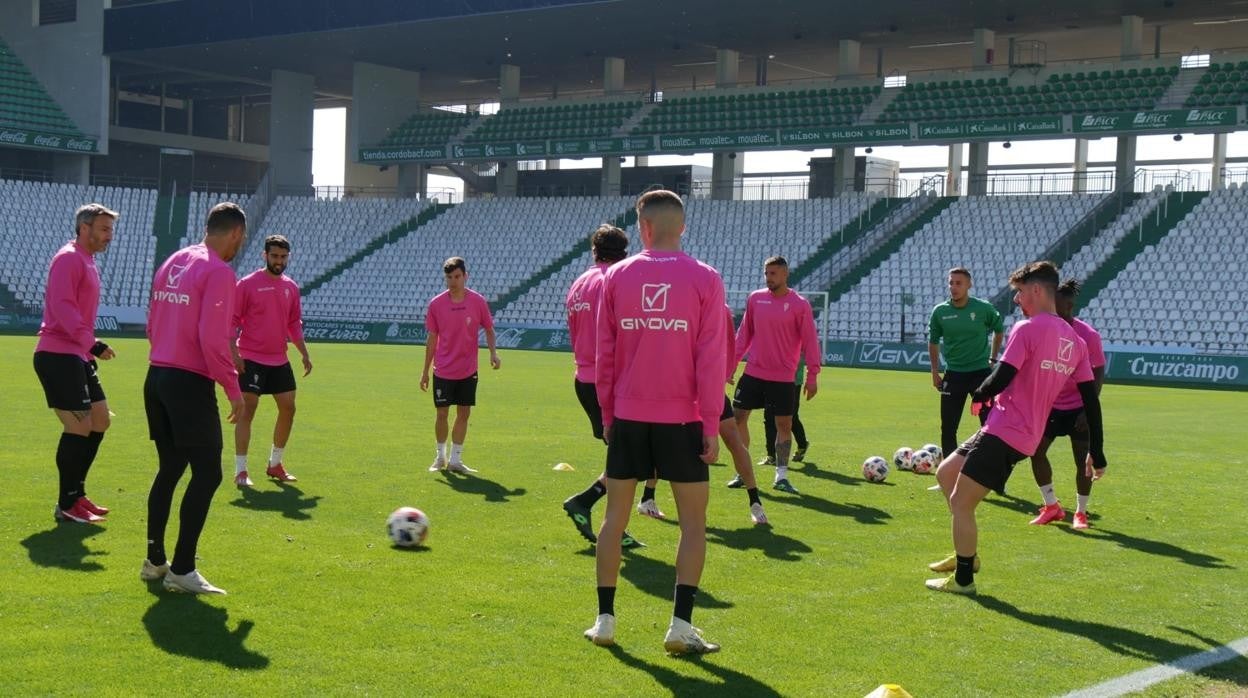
top-left (673, 584), bottom-right (697, 623)
top-left (597, 586), bottom-right (616, 616)
top-left (81, 431), bottom-right (104, 497)
top-left (641, 486), bottom-right (656, 503)
top-left (574, 480), bottom-right (607, 508)
top-left (56, 433), bottom-right (92, 510)
top-left (747, 487), bottom-right (761, 506)
top-left (955, 554), bottom-right (976, 586)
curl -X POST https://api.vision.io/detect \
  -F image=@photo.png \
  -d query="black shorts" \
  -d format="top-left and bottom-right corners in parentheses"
top-left (719, 395), bottom-right (733, 422)
top-left (732, 373), bottom-right (795, 416)
top-left (239, 360), bottom-right (297, 395)
top-left (144, 366), bottom-right (222, 450)
top-left (33, 351), bottom-right (105, 411)
top-left (574, 379), bottom-right (604, 440)
top-left (940, 368), bottom-right (992, 397)
top-left (1043, 408), bottom-right (1088, 440)
top-left (606, 419), bottom-right (708, 483)
top-left (956, 430), bottom-right (1027, 496)
top-left (433, 373), bottom-right (478, 407)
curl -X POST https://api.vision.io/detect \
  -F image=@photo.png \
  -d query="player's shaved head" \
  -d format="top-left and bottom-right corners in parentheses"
top-left (1009, 260), bottom-right (1059, 294)
top-left (635, 190), bottom-right (685, 243)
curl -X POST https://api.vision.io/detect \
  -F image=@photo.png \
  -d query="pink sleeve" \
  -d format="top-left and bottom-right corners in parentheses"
top-left (800, 300), bottom-right (822, 381)
top-left (733, 296), bottom-right (754, 365)
top-left (425, 302), bottom-right (438, 333)
top-left (1073, 337), bottom-right (1095, 384)
top-left (723, 306), bottom-right (735, 380)
top-left (231, 279), bottom-right (245, 334)
top-left (696, 275), bottom-right (727, 436)
top-left (595, 276), bottom-right (617, 431)
top-left (200, 266), bottom-right (242, 401)
top-left (999, 322), bottom-right (1030, 370)
top-left (1087, 330), bottom-right (1106, 369)
top-left (288, 286), bottom-right (305, 343)
top-left (47, 255), bottom-right (95, 353)
top-left (479, 295), bottom-right (494, 330)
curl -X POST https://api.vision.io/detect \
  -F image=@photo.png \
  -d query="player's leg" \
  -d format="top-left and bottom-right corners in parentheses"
top-left (266, 390), bottom-right (298, 482)
top-left (791, 384), bottom-right (809, 461)
top-left (79, 398), bottom-right (112, 515)
top-left (733, 408), bottom-right (752, 451)
top-left (448, 405), bottom-right (475, 472)
top-left (35, 352), bottom-right (101, 521)
top-left (939, 371), bottom-right (970, 457)
top-left (771, 380), bottom-right (799, 493)
top-left (935, 450), bottom-right (967, 506)
top-left (233, 392), bottom-right (260, 486)
top-left (1070, 411), bottom-right (1093, 529)
top-left (1028, 435), bottom-right (1066, 525)
top-left (929, 472), bottom-right (989, 592)
top-left (663, 423), bottom-right (718, 655)
top-left (146, 437), bottom-right (187, 570)
top-left (761, 401), bottom-right (777, 465)
top-left (637, 474), bottom-right (665, 519)
top-left (720, 416), bottom-right (766, 524)
top-left (565, 381), bottom-right (610, 541)
top-left (431, 406), bottom-right (450, 470)
top-left (587, 419), bottom-right (646, 646)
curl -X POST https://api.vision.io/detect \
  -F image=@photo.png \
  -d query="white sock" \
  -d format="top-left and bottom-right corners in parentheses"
top-left (235, 455), bottom-right (248, 474)
top-left (269, 446), bottom-right (284, 467)
top-left (775, 465), bottom-right (789, 481)
top-left (1039, 483), bottom-right (1058, 506)
top-left (1076, 494), bottom-right (1090, 513)
top-left (450, 443), bottom-right (464, 464)
top-left (436, 442), bottom-right (447, 460)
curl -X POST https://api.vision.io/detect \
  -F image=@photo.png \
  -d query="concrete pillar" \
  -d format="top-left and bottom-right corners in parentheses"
top-left (601, 157), bottom-right (622, 197)
top-left (635, 155), bottom-right (650, 167)
top-left (716, 49), bottom-right (739, 86)
top-left (603, 57), bottom-right (625, 94)
top-left (973, 29), bottom-right (996, 71)
top-left (1115, 136), bottom-right (1137, 191)
top-left (398, 163), bottom-right (428, 199)
top-left (967, 142), bottom-right (989, 196)
top-left (838, 40), bottom-right (861, 77)
top-left (711, 152), bottom-right (744, 200)
top-left (343, 106), bottom-right (399, 191)
top-left (52, 154), bottom-right (90, 185)
top-left (832, 147), bottom-right (856, 194)
top-left (269, 69), bottom-right (315, 193)
top-left (1212, 132), bottom-right (1228, 189)
top-left (499, 64), bottom-right (521, 104)
top-left (755, 55), bottom-right (768, 86)
top-left (350, 62), bottom-right (423, 157)
top-left (1073, 139), bottom-right (1090, 194)
top-left (947, 143), bottom-right (964, 196)
top-left (497, 162), bottom-right (518, 197)
top-left (1121, 15), bottom-right (1144, 61)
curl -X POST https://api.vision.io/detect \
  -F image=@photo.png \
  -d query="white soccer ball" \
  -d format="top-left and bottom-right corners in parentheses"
top-left (387, 506), bottom-right (430, 548)
top-left (922, 443), bottom-right (944, 461)
top-left (893, 447), bottom-right (914, 471)
top-left (862, 456), bottom-right (890, 483)
top-left (911, 449), bottom-right (936, 474)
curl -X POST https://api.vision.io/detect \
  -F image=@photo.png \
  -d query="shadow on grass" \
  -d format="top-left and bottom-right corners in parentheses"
top-left (605, 644), bottom-right (782, 697)
top-left (759, 490), bottom-right (892, 525)
top-left (794, 460), bottom-right (866, 487)
top-left (436, 471), bottom-right (526, 502)
top-left (229, 482), bottom-right (322, 520)
top-left (974, 595), bottom-right (1248, 687)
top-left (20, 523), bottom-right (107, 571)
top-left (142, 586), bottom-right (269, 669)
top-left (575, 548), bottom-right (733, 609)
top-left (1056, 525), bottom-right (1232, 569)
top-left (706, 525), bottom-right (812, 562)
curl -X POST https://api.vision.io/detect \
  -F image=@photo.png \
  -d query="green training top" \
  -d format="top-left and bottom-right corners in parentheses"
top-left (928, 296), bottom-right (1004, 372)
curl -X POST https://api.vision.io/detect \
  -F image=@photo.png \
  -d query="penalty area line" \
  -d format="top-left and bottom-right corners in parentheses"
top-left (1060, 636), bottom-right (1248, 698)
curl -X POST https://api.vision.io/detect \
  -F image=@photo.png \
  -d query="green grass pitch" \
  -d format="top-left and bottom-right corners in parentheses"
top-left (2, 336), bottom-right (1245, 696)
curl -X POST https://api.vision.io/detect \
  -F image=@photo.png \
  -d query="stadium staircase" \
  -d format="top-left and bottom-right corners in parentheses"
top-left (616, 102), bottom-right (657, 134)
top-left (788, 196), bottom-right (907, 288)
top-left (489, 206), bottom-right (637, 314)
top-left (0, 37), bottom-right (85, 136)
top-left (1157, 66), bottom-right (1205, 108)
top-left (1076, 189), bottom-right (1209, 307)
top-left (855, 88), bottom-right (898, 124)
top-left (299, 201), bottom-right (453, 297)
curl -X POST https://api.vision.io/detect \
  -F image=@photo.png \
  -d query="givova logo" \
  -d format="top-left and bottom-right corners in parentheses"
top-left (858, 343), bottom-right (930, 367)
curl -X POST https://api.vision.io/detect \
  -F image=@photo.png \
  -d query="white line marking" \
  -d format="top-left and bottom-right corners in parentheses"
top-left (1061, 636), bottom-right (1248, 698)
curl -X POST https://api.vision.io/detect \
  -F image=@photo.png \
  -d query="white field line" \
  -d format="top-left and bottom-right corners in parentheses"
top-left (1061, 636), bottom-right (1248, 698)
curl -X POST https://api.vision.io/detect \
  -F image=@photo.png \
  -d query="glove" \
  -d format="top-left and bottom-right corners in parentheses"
top-left (89, 341), bottom-right (110, 358)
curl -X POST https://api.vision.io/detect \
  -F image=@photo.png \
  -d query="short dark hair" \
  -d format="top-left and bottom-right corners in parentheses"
top-left (264, 234), bottom-right (290, 253)
top-left (591, 224), bottom-right (628, 263)
top-left (764, 255), bottom-right (788, 268)
top-left (74, 203), bottom-right (118, 233)
top-left (635, 189), bottom-right (684, 218)
top-left (443, 256), bottom-right (466, 275)
top-left (1009, 260), bottom-right (1060, 291)
top-left (949, 267), bottom-right (972, 280)
top-left (1057, 278), bottom-right (1082, 297)
top-left (205, 202), bottom-right (247, 236)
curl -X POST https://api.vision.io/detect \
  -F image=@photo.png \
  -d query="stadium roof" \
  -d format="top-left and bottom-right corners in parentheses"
top-left (105, 0), bottom-right (1245, 105)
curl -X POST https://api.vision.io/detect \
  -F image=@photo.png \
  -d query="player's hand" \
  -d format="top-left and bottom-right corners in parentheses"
top-left (490, 352), bottom-right (501, 370)
top-left (1084, 454), bottom-right (1106, 481)
top-left (233, 356), bottom-right (245, 373)
top-left (932, 372), bottom-right (943, 390)
top-left (700, 435), bottom-right (719, 464)
top-left (420, 373), bottom-right (430, 392)
top-left (226, 396), bottom-right (245, 424)
top-left (727, 374), bottom-right (736, 385)
top-left (99, 347), bottom-right (116, 360)
top-left (804, 382), bottom-right (818, 400)
top-left (301, 355), bottom-right (313, 376)
top-left (603, 425), bottom-right (612, 445)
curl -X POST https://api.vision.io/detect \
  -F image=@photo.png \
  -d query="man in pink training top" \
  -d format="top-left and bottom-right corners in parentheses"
top-left (561, 224), bottom-right (645, 549)
top-left (583, 189), bottom-right (726, 655)
top-left (231, 234), bottom-right (313, 487)
top-left (33, 203), bottom-right (118, 524)
top-left (731, 255), bottom-right (822, 494)
top-left (141, 202), bottom-right (248, 595)
top-left (1028, 278), bottom-right (1107, 529)
top-left (421, 256), bottom-right (500, 473)
top-left (926, 261), bottom-right (1107, 594)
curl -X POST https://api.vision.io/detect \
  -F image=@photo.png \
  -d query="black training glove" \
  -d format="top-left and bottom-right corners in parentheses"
top-left (89, 341), bottom-right (110, 357)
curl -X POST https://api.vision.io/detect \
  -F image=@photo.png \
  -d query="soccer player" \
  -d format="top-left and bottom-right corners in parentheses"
top-left (583, 189), bottom-right (726, 654)
top-left (561, 224), bottom-right (646, 549)
top-left (756, 362), bottom-right (810, 467)
top-left (142, 202), bottom-right (248, 595)
top-left (731, 256), bottom-right (821, 494)
top-left (33, 203), bottom-right (118, 524)
top-left (421, 257), bottom-right (500, 473)
top-left (925, 261), bottom-right (1106, 595)
top-left (927, 267), bottom-right (1004, 458)
top-left (1028, 279), bottom-right (1107, 529)
top-left (231, 234), bottom-right (312, 487)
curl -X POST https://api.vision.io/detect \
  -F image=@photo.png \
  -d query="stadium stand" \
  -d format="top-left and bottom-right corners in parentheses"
top-left (302, 197), bottom-right (636, 321)
top-left (376, 109), bottom-right (479, 147)
top-left (0, 38), bottom-right (84, 136)
top-left (465, 100), bottom-right (641, 142)
top-left (633, 85), bottom-right (877, 135)
top-left (1184, 60), bottom-right (1248, 107)
top-left (184, 191), bottom-right (252, 247)
top-left (0, 180), bottom-right (157, 310)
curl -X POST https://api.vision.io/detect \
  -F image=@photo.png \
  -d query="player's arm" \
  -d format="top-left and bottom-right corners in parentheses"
top-left (481, 298), bottom-right (500, 369)
top-left (288, 290), bottom-right (311, 375)
top-left (199, 266), bottom-right (244, 422)
top-left (1078, 380), bottom-right (1107, 478)
top-left (230, 282), bottom-right (246, 372)
top-left (732, 298), bottom-right (753, 368)
top-left (928, 309), bottom-right (943, 389)
top-left (970, 360), bottom-right (1018, 402)
top-left (47, 255), bottom-right (100, 357)
top-left (694, 278), bottom-right (727, 463)
top-left (799, 303), bottom-right (821, 400)
top-left (420, 331), bottom-right (438, 392)
top-left (989, 305), bottom-right (1005, 361)
top-left (990, 331), bottom-right (1004, 362)
top-left (595, 280), bottom-right (618, 442)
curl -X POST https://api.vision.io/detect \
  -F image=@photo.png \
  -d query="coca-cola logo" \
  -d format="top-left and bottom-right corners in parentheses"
top-left (66, 138), bottom-right (93, 151)
top-left (33, 135), bottom-right (62, 147)
top-left (0, 130), bottom-right (28, 144)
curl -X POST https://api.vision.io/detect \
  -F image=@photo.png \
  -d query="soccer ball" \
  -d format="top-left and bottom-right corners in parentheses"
top-left (387, 507), bottom-right (430, 547)
top-left (893, 447), bottom-right (914, 471)
top-left (922, 443), bottom-right (944, 461)
top-left (862, 456), bottom-right (890, 483)
top-left (911, 449), bottom-right (936, 474)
